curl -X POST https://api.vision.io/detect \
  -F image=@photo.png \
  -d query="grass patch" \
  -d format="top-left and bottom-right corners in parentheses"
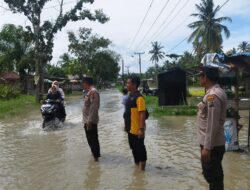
top-left (66, 91), bottom-right (83, 97)
top-left (0, 95), bottom-right (39, 119)
top-left (189, 87), bottom-right (205, 97)
top-left (144, 96), bottom-right (197, 116)
top-left (116, 84), bottom-right (124, 93)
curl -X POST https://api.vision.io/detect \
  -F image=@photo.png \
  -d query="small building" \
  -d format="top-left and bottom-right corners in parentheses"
top-left (0, 72), bottom-right (20, 84)
top-left (157, 68), bottom-right (187, 106)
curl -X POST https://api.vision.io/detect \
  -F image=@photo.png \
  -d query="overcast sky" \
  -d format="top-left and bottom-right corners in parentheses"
top-left (0, 0), bottom-right (250, 73)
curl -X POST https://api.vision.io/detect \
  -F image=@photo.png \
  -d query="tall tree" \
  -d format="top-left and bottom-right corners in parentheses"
top-left (188, 0), bottom-right (231, 53)
top-left (225, 47), bottom-right (236, 56)
top-left (67, 27), bottom-right (111, 77)
top-left (0, 24), bottom-right (35, 75)
top-left (90, 50), bottom-right (120, 85)
top-left (149, 41), bottom-right (165, 69)
top-left (237, 41), bottom-right (250, 53)
top-left (4, 0), bottom-right (108, 102)
top-left (178, 51), bottom-right (196, 69)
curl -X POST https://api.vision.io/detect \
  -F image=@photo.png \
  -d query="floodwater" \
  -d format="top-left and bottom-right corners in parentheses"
top-left (0, 89), bottom-right (250, 190)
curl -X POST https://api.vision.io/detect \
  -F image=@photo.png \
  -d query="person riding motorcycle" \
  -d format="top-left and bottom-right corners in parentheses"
top-left (48, 81), bottom-right (65, 99)
top-left (46, 85), bottom-right (66, 122)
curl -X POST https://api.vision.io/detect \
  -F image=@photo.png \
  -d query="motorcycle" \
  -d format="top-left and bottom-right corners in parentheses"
top-left (40, 99), bottom-right (65, 129)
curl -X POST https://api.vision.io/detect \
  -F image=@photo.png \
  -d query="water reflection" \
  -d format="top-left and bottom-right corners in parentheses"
top-left (0, 89), bottom-right (249, 190)
top-left (127, 168), bottom-right (147, 190)
top-left (84, 160), bottom-right (101, 190)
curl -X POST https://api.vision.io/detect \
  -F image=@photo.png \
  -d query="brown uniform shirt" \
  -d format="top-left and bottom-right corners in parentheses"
top-left (82, 88), bottom-right (100, 124)
top-left (196, 84), bottom-right (227, 150)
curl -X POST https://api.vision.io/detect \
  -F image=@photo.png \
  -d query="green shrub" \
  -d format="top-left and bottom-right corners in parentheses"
top-left (0, 84), bottom-right (20, 99)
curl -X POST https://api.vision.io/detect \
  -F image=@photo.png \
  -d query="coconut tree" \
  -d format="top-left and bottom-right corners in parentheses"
top-left (149, 41), bottom-right (165, 69)
top-left (237, 41), bottom-right (250, 52)
top-left (188, 0), bottom-right (232, 53)
top-left (149, 41), bottom-right (164, 86)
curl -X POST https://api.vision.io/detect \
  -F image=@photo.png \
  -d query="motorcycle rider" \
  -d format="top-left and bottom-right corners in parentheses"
top-left (48, 81), bottom-right (65, 99)
top-left (48, 81), bottom-right (66, 120)
top-left (46, 85), bottom-right (66, 122)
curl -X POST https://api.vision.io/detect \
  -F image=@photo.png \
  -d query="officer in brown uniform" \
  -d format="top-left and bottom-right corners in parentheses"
top-left (197, 66), bottom-right (227, 190)
top-left (82, 77), bottom-right (101, 162)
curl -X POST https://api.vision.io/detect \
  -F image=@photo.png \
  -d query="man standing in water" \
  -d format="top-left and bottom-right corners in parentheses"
top-left (197, 66), bottom-right (227, 190)
top-left (125, 75), bottom-right (147, 171)
top-left (82, 77), bottom-right (101, 161)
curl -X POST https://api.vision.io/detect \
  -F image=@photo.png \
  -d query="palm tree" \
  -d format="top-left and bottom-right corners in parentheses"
top-left (225, 47), bottom-right (236, 56)
top-left (149, 41), bottom-right (165, 69)
top-left (237, 41), bottom-right (250, 52)
top-left (188, 0), bottom-right (232, 53)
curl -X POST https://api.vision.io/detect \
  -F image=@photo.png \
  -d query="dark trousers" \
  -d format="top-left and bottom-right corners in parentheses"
top-left (201, 145), bottom-right (225, 190)
top-left (128, 133), bottom-right (147, 163)
top-left (84, 124), bottom-right (100, 158)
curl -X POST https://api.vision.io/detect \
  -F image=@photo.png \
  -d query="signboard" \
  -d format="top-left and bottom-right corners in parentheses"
top-left (224, 118), bottom-right (239, 151)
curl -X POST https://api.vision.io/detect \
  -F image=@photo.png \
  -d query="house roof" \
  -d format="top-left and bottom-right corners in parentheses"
top-left (0, 72), bottom-right (20, 81)
top-left (225, 52), bottom-right (250, 73)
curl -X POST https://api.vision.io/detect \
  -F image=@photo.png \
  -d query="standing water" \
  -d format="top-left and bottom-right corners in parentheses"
top-left (0, 89), bottom-right (250, 190)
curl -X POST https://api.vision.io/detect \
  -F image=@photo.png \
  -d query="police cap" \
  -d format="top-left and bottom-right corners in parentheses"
top-left (199, 66), bottom-right (219, 82)
top-left (82, 76), bottom-right (94, 85)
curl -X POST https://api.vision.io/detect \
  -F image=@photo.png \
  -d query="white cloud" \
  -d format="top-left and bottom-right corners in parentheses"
top-left (0, 0), bottom-right (250, 73)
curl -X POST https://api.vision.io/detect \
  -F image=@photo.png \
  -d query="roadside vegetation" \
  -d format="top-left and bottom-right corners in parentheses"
top-left (144, 87), bottom-right (203, 117)
top-left (145, 96), bottom-right (198, 117)
top-left (0, 95), bottom-right (38, 119)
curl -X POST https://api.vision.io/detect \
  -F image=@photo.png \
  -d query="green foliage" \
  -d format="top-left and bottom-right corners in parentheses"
top-left (0, 84), bottom-right (20, 99)
top-left (0, 95), bottom-right (37, 119)
top-left (4, 0), bottom-right (109, 62)
top-left (149, 41), bottom-right (165, 68)
top-left (237, 41), bottom-right (250, 53)
top-left (46, 64), bottom-right (66, 78)
top-left (66, 27), bottom-right (112, 76)
top-left (188, 0), bottom-right (231, 53)
top-left (177, 51), bottom-right (197, 69)
top-left (145, 51), bottom-right (198, 78)
top-left (90, 50), bottom-right (120, 83)
top-left (0, 24), bottom-right (35, 74)
top-left (59, 28), bottom-right (120, 84)
top-left (188, 87), bottom-right (205, 97)
top-left (3, 0), bottom-right (109, 101)
top-left (144, 96), bottom-right (197, 116)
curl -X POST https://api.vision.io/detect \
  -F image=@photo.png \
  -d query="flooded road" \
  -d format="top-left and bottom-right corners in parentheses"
top-left (0, 89), bottom-right (250, 190)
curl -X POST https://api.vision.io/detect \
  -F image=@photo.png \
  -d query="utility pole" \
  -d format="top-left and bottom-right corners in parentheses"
top-left (122, 58), bottom-right (125, 85)
top-left (125, 66), bottom-right (130, 75)
top-left (134, 52), bottom-right (145, 77)
top-left (122, 58), bottom-right (124, 78)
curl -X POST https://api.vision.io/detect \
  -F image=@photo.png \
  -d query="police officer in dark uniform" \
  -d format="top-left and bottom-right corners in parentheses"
top-left (197, 66), bottom-right (227, 190)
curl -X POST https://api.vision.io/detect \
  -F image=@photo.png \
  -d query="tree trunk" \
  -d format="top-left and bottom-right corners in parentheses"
top-left (34, 13), bottom-right (43, 102)
top-left (35, 60), bottom-right (44, 102)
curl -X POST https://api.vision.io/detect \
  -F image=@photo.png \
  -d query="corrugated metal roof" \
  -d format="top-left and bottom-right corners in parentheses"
top-left (230, 52), bottom-right (250, 57)
top-left (225, 52), bottom-right (250, 72)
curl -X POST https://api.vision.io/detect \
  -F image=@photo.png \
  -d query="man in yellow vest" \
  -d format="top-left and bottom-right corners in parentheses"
top-left (125, 75), bottom-right (147, 171)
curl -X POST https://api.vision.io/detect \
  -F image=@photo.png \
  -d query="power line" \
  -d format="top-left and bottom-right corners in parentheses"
top-left (154, 0), bottom-right (190, 42)
top-left (165, 0), bottom-right (230, 54)
top-left (0, 0), bottom-right (75, 12)
top-left (134, 0), bottom-right (170, 51)
top-left (140, 0), bottom-right (190, 50)
top-left (134, 52), bottom-right (145, 76)
top-left (150, 0), bottom-right (182, 40)
top-left (219, 0), bottom-right (230, 10)
top-left (166, 36), bottom-right (189, 53)
top-left (161, 16), bottom-right (190, 42)
top-left (129, 0), bottom-right (155, 50)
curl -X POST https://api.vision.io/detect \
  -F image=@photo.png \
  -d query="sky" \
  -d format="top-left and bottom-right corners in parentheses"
top-left (0, 0), bottom-right (250, 74)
